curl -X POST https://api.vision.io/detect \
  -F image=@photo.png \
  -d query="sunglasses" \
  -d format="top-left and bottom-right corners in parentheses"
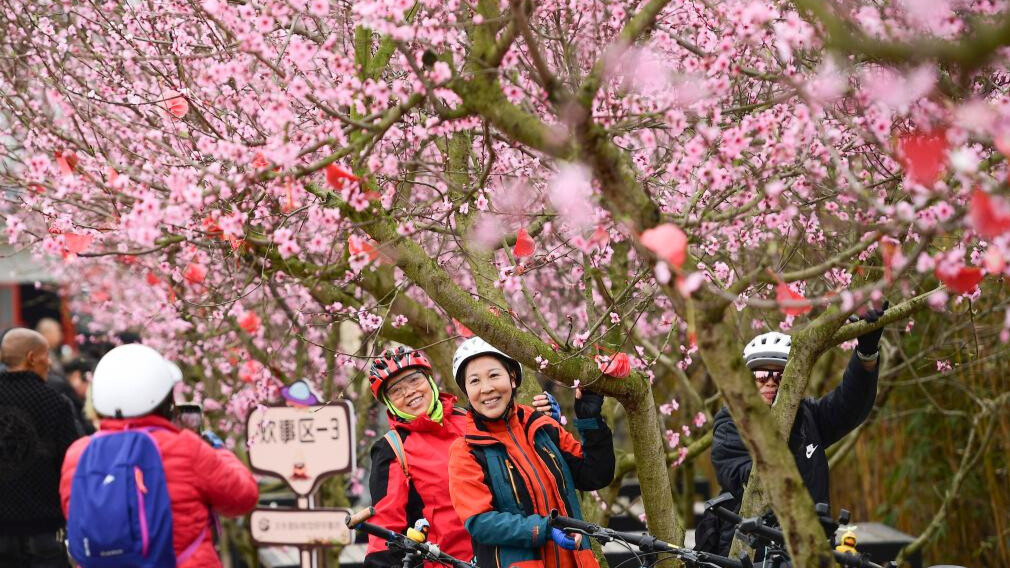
top-left (753, 370), bottom-right (783, 385)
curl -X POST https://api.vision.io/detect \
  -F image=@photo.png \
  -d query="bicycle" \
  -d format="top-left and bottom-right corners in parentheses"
top-left (548, 509), bottom-right (752, 568)
top-left (346, 507), bottom-right (474, 568)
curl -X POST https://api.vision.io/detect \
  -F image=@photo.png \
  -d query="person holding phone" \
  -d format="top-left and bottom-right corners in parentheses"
top-left (59, 344), bottom-right (257, 567)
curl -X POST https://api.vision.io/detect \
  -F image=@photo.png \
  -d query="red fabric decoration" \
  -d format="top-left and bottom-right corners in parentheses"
top-left (896, 130), bottom-right (948, 186)
top-left (595, 353), bottom-right (631, 378)
top-left (164, 93), bottom-right (189, 118)
top-left (62, 233), bottom-right (92, 255)
top-left (238, 311), bottom-right (261, 333)
top-left (640, 223), bottom-right (688, 268)
top-left (935, 265), bottom-right (984, 294)
top-left (183, 262), bottom-right (207, 285)
top-left (453, 319), bottom-right (474, 339)
top-left (55, 151), bottom-right (78, 175)
top-left (513, 228), bottom-right (535, 258)
top-left (776, 282), bottom-right (812, 316)
top-left (970, 190), bottom-right (1010, 239)
top-left (325, 164), bottom-right (360, 189)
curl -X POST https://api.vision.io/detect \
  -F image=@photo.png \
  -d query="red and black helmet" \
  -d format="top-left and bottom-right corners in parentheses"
top-left (367, 346), bottom-right (433, 400)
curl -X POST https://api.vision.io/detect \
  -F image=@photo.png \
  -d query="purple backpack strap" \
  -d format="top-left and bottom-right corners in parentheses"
top-left (176, 525), bottom-right (209, 564)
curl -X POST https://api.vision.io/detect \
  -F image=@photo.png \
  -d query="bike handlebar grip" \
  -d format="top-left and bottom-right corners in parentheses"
top-left (548, 509), bottom-right (598, 533)
top-left (706, 494), bottom-right (743, 524)
top-left (695, 552), bottom-right (743, 568)
top-left (737, 518), bottom-right (784, 543)
top-left (346, 506), bottom-right (376, 528)
top-left (350, 521), bottom-right (398, 542)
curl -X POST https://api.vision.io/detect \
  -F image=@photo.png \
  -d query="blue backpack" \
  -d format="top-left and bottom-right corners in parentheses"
top-left (67, 428), bottom-right (205, 567)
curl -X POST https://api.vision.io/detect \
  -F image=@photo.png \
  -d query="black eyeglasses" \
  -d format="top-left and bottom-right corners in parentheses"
top-left (753, 370), bottom-right (783, 385)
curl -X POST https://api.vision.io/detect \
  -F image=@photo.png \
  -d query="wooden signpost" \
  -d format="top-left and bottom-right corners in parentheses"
top-left (247, 401), bottom-right (356, 568)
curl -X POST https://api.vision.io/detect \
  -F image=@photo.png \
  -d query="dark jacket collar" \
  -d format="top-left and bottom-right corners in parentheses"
top-left (0, 370), bottom-right (45, 382)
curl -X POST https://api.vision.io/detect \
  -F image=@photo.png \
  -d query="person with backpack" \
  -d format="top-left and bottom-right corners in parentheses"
top-left (59, 344), bottom-right (258, 567)
top-left (0, 328), bottom-right (82, 568)
top-left (694, 303), bottom-right (888, 556)
top-left (365, 346), bottom-right (561, 568)
top-left (447, 337), bottom-right (615, 568)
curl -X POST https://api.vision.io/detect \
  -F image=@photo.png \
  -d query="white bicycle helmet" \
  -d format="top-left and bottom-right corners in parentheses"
top-left (742, 332), bottom-right (791, 370)
top-left (452, 336), bottom-right (523, 391)
top-left (92, 344), bottom-right (182, 418)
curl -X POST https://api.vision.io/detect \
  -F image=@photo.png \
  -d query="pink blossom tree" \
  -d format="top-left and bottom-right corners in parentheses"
top-left (3, 0), bottom-right (1010, 566)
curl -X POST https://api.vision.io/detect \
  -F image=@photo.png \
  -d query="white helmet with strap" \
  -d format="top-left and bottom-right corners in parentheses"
top-left (92, 344), bottom-right (182, 418)
top-left (743, 332), bottom-right (791, 370)
top-left (452, 336), bottom-right (523, 392)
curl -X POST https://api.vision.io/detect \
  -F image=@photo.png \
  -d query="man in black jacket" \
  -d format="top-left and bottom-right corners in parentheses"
top-left (0, 328), bottom-right (82, 567)
top-left (698, 304), bottom-right (887, 556)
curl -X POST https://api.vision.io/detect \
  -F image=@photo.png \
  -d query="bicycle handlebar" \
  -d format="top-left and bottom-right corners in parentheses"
top-left (346, 509), bottom-right (473, 568)
top-left (549, 511), bottom-right (748, 568)
top-left (703, 498), bottom-right (892, 568)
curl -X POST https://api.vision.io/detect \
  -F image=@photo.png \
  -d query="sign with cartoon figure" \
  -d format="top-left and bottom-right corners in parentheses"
top-left (246, 379), bottom-right (355, 496)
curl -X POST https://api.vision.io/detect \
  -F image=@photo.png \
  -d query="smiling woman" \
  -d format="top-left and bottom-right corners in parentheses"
top-left (363, 347), bottom-right (474, 568)
top-left (447, 336), bottom-right (615, 568)
top-left (460, 356), bottom-right (514, 420)
top-left (384, 371), bottom-right (434, 417)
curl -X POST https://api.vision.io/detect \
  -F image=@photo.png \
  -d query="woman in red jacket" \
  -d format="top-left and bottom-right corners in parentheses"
top-left (365, 346), bottom-right (560, 568)
top-left (448, 337), bottom-right (615, 568)
top-left (59, 344), bottom-right (259, 568)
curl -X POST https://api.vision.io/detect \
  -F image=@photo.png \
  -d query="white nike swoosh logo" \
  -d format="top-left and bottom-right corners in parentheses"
top-left (806, 444), bottom-right (818, 458)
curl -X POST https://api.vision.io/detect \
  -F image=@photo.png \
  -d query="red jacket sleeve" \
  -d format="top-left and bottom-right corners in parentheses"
top-left (60, 436), bottom-right (89, 516)
top-left (191, 437), bottom-right (259, 517)
top-left (365, 436), bottom-right (410, 567)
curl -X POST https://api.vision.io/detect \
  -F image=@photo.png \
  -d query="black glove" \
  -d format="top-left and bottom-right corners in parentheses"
top-left (574, 389), bottom-right (604, 419)
top-left (851, 300), bottom-right (888, 355)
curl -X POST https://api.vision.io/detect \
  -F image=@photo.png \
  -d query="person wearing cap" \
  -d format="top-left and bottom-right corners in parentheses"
top-left (58, 344), bottom-right (259, 567)
top-left (447, 337), bottom-right (615, 568)
top-left (695, 303), bottom-right (888, 556)
top-left (364, 346), bottom-right (560, 568)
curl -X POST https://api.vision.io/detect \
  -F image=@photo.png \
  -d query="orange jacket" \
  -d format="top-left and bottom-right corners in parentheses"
top-left (448, 405), bottom-right (614, 568)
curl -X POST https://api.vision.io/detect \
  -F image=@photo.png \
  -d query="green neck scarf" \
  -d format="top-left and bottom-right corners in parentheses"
top-left (383, 376), bottom-right (443, 424)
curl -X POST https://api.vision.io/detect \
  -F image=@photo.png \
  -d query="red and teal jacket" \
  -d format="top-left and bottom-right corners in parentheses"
top-left (365, 393), bottom-right (472, 568)
top-left (448, 404), bottom-right (615, 568)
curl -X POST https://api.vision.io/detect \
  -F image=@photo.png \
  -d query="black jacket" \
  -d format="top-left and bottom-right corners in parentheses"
top-left (698, 353), bottom-right (878, 555)
top-left (46, 373), bottom-right (95, 435)
top-left (0, 370), bottom-right (83, 535)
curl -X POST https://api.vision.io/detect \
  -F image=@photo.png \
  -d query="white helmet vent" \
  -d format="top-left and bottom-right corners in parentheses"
top-left (742, 332), bottom-right (791, 370)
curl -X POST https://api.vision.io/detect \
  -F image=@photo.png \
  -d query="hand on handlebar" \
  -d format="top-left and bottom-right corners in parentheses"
top-left (550, 528), bottom-right (582, 551)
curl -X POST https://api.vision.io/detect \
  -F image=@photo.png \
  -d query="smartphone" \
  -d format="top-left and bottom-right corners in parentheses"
top-left (175, 403), bottom-right (204, 431)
